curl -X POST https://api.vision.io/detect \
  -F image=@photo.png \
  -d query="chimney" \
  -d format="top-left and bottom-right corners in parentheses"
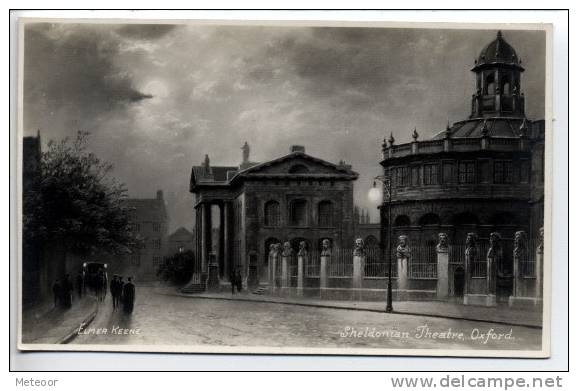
top-left (156, 190), bottom-right (164, 200)
top-left (291, 145), bottom-right (305, 153)
top-left (241, 141), bottom-right (250, 164)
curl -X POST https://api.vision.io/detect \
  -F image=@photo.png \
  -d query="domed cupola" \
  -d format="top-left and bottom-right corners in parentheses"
top-left (470, 31), bottom-right (526, 119)
top-left (474, 30), bottom-right (523, 69)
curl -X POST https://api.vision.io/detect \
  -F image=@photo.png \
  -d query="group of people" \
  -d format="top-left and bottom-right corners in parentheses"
top-left (52, 274), bottom-right (74, 309)
top-left (110, 275), bottom-right (136, 314)
top-left (51, 272), bottom-right (136, 315)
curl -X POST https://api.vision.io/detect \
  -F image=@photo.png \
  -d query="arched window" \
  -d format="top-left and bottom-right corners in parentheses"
top-left (317, 201), bottom-right (333, 226)
top-left (290, 199), bottom-right (308, 226)
top-left (419, 213), bottom-right (441, 226)
top-left (264, 201), bottom-right (280, 226)
top-left (394, 215), bottom-right (411, 227)
top-left (485, 72), bottom-right (496, 94)
top-left (289, 164), bottom-right (310, 174)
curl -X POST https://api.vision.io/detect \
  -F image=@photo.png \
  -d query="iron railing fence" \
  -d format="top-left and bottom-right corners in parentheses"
top-left (408, 245), bottom-right (438, 279)
top-left (305, 250), bottom-right (321, 278)
top-left (328, 248), bottom-right (354, 277)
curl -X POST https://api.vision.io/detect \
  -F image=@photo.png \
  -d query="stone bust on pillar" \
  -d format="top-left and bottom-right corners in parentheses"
top-left (353, 238), bottom-right (365, 256)
top-left (298, 241), bottom-right (308, 257)
top-left (465, 232), bottom-right (478, 260)
top-left (436, 233), bottom-right (449, 253)
top-left (321, 239), bottom-right (331, 256)
top-left (487, 232), bottom-right (502, 260)
top-left (282, 241), bottom-right (293, 257)
top-left (269, 243), bottom-right (277, 257)
top-left (537, 227), bottom-right (544, 255)
top-left (396, 235), bottom-right (410, 259)
top-left (514, 231), bottom-right (528, 260)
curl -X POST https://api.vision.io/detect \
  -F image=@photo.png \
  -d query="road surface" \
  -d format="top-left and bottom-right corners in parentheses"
top-left (72, 286), bottom-right (542, 351)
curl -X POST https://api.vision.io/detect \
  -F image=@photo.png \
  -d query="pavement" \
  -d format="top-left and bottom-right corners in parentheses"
top-left (173, 288), bottom-right (543, 328)
top-left (20, 294), bottom-right (99, 345)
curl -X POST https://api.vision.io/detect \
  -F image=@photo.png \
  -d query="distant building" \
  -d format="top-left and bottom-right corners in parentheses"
top-left (120, 190), bottom-right (168, 281)
top-left (167, 227), bottom-right (194, 255)
top-left (189, 144), bottom-right (358, 287)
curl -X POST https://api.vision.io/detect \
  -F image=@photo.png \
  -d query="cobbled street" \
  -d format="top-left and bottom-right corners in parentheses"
top-left (72, 287), bottom-right (542, 351)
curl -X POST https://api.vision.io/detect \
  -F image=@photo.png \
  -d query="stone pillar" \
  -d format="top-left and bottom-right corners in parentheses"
top-left (509, 230), bottom-right (540, 307)
top-left (352, 238), bottom-right (366, 300)
top-left (207, 252), bottom-right (220, 292)
top-left (512, 230), bottom-right (526, 298)
top-left (536, 227), bottom-right (544, 299)
top-left (218, 203), bottom-right (225, 279)
top-left (201, 203), bottom-right (212, 273)
top-left (485, 232), bottom-right (501, 306)
top-left (270, 244), bottom-right (280, 294)
top-left (222, 202), bottom-right (231, 281)
top-left (396, 235), bottom-right (410, 301)
top-left (436, 233), bottom-right (449, 300)
top-left (280, 241), bottom-right (293, 296)
top-left (319, 239), bottom-right (331, 299)
top-left (297, 241), bottom-right (307, 297)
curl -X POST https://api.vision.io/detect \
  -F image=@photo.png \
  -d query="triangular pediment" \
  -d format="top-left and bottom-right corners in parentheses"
top-left (239, 152), bottom-right (357, 177)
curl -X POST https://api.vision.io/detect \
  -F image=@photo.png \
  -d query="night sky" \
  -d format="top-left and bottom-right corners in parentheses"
top-left (22, 22), bottom-right (546, 232)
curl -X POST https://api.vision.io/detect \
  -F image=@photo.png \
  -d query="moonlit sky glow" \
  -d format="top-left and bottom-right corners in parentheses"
top-left (23, 23), bottom-right (545, 231)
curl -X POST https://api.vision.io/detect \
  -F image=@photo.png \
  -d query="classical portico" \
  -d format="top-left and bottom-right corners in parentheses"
top-left (185, 144), bottom-right (358, 293)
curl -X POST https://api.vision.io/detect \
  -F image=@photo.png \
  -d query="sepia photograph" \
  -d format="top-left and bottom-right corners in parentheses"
top-left (17, 18), bottom-right (551, 357)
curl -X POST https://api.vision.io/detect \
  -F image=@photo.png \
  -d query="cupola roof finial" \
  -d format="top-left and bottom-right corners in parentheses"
top-left (388, 132), bottom-right (395, 147)
top-left (412, 127), bottom-right (419, 141)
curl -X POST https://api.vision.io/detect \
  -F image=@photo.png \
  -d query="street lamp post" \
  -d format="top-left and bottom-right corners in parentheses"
top-left (370, 166), bottom-right (393, 313)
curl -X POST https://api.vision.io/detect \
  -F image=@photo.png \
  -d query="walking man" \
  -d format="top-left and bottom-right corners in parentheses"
top-left (61, 274), bottom-right (73, 308)
top-left (122, 277), bottom-right (135, 314)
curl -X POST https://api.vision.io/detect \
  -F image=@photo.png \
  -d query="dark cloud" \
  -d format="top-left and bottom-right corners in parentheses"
top-left (116, 24), bottom-right (177, 40)
top-left (22, 23), bottom-right (546, 230)
top-left (23, 23), bottom-right (151, 134)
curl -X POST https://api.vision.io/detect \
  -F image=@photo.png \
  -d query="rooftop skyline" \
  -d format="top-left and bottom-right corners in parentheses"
top-left (22, 23), bottom-right (546, 230)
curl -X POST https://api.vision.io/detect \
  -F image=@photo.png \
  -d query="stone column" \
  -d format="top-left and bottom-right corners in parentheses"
top-left (463, 232), bottom-right (479, 305)
top-left (207, 252), bottom-right (220, 292)
top-left (512, 230), bottom-right (527, 298)
top-left (218, 203), bottom-right (225, 279)
top-left (201, 203), bottom-right (212, 273)
top-left (319, 240), bottom-right (330, 299)
top-left (485, 232), bottom-right (501, 306)
top-left (222, 202), bottom-right (231, 281)
top-left (297, 241), bottom-right (307, 297)
top-left (396, 235), bottom-right (410, 301)
top-left (536, 227), bottom-right (544, 299)
top-left (436, 233), bottom-right (449, 300)
top-left (352, 238), bottom-right (366, 300)
top-left (509, 230), bottom-right (539, 307)
top-left (271, 244), bottom-right (280, 294)
top-left (280, 241), bottom-right (293, 296)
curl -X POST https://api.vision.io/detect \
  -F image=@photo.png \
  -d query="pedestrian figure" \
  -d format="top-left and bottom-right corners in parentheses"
top-left (52, 279), bottom-right (61, 308)
top-left (122, 277), bottom-right (135, 314)
top-left (76, 272), bottom-right (83, 299)
top-left (235, 268), bottom-right (243, 293)
top-left (61, 274), bottom-right (73, 308)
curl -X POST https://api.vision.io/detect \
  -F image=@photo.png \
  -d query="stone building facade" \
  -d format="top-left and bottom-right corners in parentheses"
top-left (119, 190), bottom-right (168, 281)
top-left (188, 145), bottom-right (358, 289)
top-left (378, 31), bottom-right (545, 304)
